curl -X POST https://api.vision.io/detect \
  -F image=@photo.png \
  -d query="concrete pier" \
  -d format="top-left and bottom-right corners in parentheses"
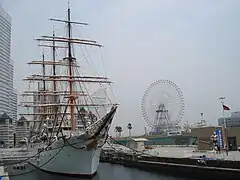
top-left (100, 146), bottom-right (240, 180)
top-left (123, 159), bottom-right (240, 180)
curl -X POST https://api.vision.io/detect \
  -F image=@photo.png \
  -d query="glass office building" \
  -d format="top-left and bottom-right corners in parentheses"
top-left (0, 4), bottom-right (17, 121)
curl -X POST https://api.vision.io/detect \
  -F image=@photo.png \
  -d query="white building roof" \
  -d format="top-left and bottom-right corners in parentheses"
top-left (102, 143), bottom-right (133, 153)
top-left (132, 138), bottom-right (148, 142)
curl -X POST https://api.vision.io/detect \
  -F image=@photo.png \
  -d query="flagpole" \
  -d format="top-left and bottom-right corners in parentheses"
top-left (219, 97), bottom-right (227, 128)
top-left (219, 97), bottom-right (226, 128)
top-left (222, 104), bottom-right (227, 129)
top-left (219, 96), bottom-right (228, 155)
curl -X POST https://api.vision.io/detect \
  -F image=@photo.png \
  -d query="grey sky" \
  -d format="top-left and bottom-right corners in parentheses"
top-left (1, 0), bottom-right (240, 136)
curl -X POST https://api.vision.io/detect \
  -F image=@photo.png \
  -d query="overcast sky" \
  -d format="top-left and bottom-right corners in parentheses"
top-left (1, 0), bottom-right (240, 136)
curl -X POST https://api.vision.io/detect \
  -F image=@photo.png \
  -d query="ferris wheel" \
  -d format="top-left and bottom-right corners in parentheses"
top-left (141, 80), bottom-right (185, 134)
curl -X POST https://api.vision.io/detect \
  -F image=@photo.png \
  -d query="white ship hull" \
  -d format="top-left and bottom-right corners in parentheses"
top-left (25, 104), bottom-right (117, 178)
top-left (29, 105), bottom-right (117, 177)
top-left (29, 135), bottom-right (103, 177)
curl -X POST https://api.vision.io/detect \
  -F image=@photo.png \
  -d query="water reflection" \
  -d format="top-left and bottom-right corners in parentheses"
top-left (8, 163), bottom-right (195, 180)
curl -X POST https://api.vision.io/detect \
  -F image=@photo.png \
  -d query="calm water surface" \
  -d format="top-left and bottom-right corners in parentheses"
top-left (7, 163), bottom-right (196, 180)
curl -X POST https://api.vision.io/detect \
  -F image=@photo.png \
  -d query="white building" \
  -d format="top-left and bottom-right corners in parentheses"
top-left (0, 5), bottom-right (17, 122)
top-left (218, 111), bottom-right (240, 127)
top-left (15, 116), bottom-right (30, 144)
top-left (128, 138), bottom-right (148, 151)
top-left (0, 113), bottom-right (14, 148)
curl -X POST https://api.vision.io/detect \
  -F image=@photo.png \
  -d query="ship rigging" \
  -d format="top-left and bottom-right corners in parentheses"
top-left (19, 6), bottom-right (117, 139)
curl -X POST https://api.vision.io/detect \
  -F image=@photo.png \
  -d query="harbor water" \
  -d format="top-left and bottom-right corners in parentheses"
top-left (3, 146), bottom-right (238, 180)
top-left (6, 163), bottom-right (196, 180)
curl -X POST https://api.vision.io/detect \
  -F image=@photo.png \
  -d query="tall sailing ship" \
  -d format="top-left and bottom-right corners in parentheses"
top-left (19, 7), bottom-right (118, 177)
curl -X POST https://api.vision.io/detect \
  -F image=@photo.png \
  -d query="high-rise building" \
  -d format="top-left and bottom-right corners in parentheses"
top-left (11, 89), bottom-right (17, 121)
top-left (0, 4), bottom-right (17, 122)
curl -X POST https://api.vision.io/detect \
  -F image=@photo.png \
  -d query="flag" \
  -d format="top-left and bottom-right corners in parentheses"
top-left (223, 104), bottom-right (230, 111)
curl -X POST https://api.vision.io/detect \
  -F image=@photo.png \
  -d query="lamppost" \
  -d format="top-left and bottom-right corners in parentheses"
top-left (127, 123), bottom-right (132, 139)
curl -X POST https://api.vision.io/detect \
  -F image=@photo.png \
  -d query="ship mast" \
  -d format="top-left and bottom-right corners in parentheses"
top-left (52, 30), bottom-right (57, 94)
top-left (66, 7), bottom-right (76, 132)
top-left (42, 52), bottom-right (46, 124)
top-left (52, 29), bottom-right (58, 123)
top-left (37, 52), bottom-right (47, 132)
top-left (47, 7), bottom-right (102, 132)
top-left (49, 7), bottom-right (88, 132)
top-left (42, 53), bottom-right (46, 91)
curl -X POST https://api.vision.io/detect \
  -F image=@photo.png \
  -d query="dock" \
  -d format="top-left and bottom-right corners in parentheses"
top-left (101, 144), bottom-right (240, 180)
top-left (0, 148), bottom-right (35, 163)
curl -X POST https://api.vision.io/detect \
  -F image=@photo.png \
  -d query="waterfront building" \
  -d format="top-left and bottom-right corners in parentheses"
top-left (128, 138), bottom-right (148, 151)
top-left (15, 116), bottom-right (30, 144)
top-left (0, 113), bottom-right (14, 148)
top-left (218, 111), bottom-right (240, 127)
top-left (113, 135), bottom-right (196, 147)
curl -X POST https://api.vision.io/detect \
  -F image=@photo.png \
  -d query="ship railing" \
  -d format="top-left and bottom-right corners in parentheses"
top-left (85, 106), bottom-right (115, 135)
top-left (85, 118), bottom-right (103, 135)
top-left (86, 118), bottom-right (102, 130)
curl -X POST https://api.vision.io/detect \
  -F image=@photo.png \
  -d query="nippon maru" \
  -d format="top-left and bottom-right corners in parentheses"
top-left (19, 6), bottom-right (118, 177)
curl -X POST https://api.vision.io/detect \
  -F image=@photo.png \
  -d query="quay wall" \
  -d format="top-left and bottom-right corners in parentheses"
top-left (123, 159), bottom-right (240, 180)
top-left (100, 152), bottom-right (240, 180)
